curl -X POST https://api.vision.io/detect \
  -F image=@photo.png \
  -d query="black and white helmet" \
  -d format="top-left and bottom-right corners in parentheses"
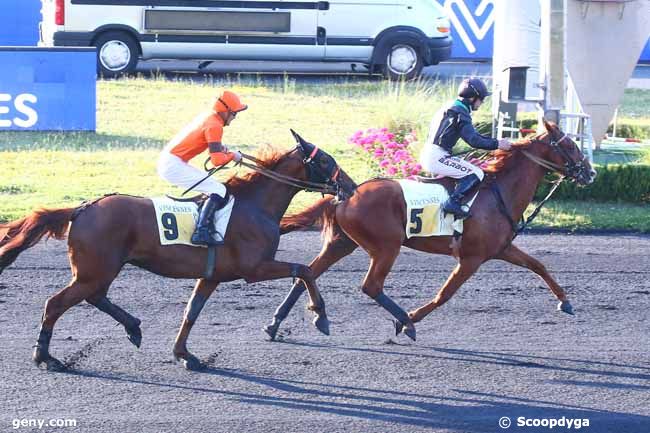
top-left (458, 77), bottom-right (491, 100)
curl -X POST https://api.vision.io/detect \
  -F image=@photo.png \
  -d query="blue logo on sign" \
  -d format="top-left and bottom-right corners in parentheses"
top-left (436, 0), bottom-right (495, 59)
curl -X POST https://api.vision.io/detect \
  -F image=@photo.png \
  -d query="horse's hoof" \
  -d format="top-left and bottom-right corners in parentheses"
top-left (45, 357), bottom-right (67, 372)
top-left (33, 351), bottom-right (66, 372)
top-left (32, 347), bottom-right (47, 365)
top-left (126, 326), bottom-right (142, 348)
top-left (175, 353), bottom-right (204, 371)
top-left (558, 300), bottom-right (575, 315)
top-left (313, 314), bottom-right (330, 336)
top-left (263, 322), bottom-right (279, 341)
top-left (394, 320), bottom-right (416, 341)
top-left (403, 322), bottom-right (417, 341)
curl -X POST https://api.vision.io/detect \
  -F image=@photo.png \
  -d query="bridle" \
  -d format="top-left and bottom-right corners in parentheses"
top-left (491, 130), bottom-right (590, 241)
top-left (237, 145), bottom-right (344, 198)
top-left (522, 132), bottom-right (589, 181)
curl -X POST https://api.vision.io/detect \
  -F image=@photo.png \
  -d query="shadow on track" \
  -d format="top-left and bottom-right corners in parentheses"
top-left (61, 358), bottom-right (650, 432)
top-left (277, 340), bottom-right (650, 382)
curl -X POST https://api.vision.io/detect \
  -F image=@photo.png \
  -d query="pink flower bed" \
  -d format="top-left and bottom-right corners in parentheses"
top-left (349, 127), bottom-right (422, 179)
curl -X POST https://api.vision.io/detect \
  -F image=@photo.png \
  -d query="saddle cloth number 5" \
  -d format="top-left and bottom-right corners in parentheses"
top-left (409, 205), bottom-right (441, 237)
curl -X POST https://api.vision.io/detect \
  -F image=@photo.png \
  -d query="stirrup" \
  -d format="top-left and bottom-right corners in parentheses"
top-left (443, 201), bottom-right (470, 219)
top-left (191, 227), bottom-right (211, 246)
top-left (191, 227), bottom-right (224, 247)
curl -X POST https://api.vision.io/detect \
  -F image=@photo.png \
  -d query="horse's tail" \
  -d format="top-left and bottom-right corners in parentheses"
top-left (280, 197), bottom-right (338, 240)
top-left (0, 207), bottom-right (76, 275)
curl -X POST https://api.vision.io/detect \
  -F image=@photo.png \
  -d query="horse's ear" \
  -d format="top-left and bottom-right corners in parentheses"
top-left (290, 129), bottom-right (303, 145)
top-left (542, 118), bottom-right (556, 134)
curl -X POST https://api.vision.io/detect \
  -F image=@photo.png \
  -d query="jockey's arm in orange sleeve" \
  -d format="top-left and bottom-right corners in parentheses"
top-left (208, 141), bottom-right (235, 166)
top-left (205, 125), bottom-right (234, 167)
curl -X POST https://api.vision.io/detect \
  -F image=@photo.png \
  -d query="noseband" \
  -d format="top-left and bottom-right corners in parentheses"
top-left (523, 133), bottom-right (588, 181)
top-left (236, 146), bottom-right (344, 198)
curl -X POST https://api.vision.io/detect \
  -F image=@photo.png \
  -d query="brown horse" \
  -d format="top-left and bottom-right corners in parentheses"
top-left (264, 120), bottom-right (597, 341)
top-left (0, 131), bottom-right (355, 371)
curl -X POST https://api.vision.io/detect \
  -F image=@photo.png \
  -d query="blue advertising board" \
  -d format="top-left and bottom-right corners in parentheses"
top-left (0, 0), bottom-right (40, 46)
top-left (0, 48), bottom-right (96, 131)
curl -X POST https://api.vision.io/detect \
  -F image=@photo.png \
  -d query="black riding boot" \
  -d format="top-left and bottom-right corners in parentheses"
top-left (443, 174), bottom-right (481, 219)
top-left (191, 193), bottom-right (229, 246)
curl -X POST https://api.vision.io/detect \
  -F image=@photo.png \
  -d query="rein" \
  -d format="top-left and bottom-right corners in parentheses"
top-left (490, 176), bottom-right (564, 240)
top-left (491, 133), bottom-right (574, 240)
top-left (238, 152), bottom-right (339, 195)
top-left (521, 150), bottom-right (564, 173)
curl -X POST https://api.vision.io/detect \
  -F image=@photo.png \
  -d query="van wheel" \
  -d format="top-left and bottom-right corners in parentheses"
top-left (383, 43), bottom-right (423, 80)
top-left (94, 32), bottom-right (139, 78)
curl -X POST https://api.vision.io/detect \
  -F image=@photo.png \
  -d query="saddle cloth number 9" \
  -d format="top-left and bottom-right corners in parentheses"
top-left (151, 197), bottom-right (202, 247)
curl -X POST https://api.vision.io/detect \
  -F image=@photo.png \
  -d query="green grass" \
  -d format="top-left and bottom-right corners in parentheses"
top-left (530, 201), bottom-right (650, 232)
top-left (618, 88), bottom-right (650, 119)
top-left (1, 76), bottom-right (649, 231)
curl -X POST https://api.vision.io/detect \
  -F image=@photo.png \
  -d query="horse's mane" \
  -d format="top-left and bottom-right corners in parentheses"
top-left (224, 146), bottom-right (288, 194)
top-left (481, 133), bottom-right (541, 174)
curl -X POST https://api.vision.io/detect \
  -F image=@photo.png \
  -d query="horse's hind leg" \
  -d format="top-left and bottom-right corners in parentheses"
top-left (264, 232), bottom-right (358, 341)
top-left (361, 245), bottom-right (417, 341)
top-left (34, 230), bottom-right (124, 371)
top-left (408, 256), bottom-right (482, 324)
top-left (173, 279), bottom-right (218, 371)
top-left (33, 278), bottom-right (97, 371)
top-left (87, 296), bottom-right (143, 348)
top-left (497, 244), bottom-right (573, 315)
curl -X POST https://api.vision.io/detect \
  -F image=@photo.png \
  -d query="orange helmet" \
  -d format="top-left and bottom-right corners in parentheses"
top-left (214, 90), bottom-right (248, 114)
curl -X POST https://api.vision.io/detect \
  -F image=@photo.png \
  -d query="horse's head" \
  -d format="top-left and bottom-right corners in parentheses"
top-left (287, 129), bottom-right (356, 199)
top-left (529, 120), bottom-right (597, 185)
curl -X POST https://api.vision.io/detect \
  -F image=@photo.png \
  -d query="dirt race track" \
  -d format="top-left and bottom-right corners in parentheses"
top-left (1, 232), bottom-right (649, 433)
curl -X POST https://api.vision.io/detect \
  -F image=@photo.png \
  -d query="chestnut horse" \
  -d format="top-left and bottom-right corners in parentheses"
top-left (0, 132), bottom-right (355, 371)
top-left (264, 121), bottom-right (597, 341)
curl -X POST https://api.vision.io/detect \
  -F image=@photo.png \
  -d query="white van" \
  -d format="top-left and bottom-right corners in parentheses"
top-left (40, 0), bottom-right (452, 79)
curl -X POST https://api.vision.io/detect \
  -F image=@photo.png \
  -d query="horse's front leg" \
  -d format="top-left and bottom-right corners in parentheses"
top-left (264, 233), bottom-right (358, 341)
top-left (244, 261), bottom-right (329, 336)
top-left (408, 257), bottom-right (483, 323)
top-left (496, 244), bottom-right (574, 315)
top-left (173, 279), bottom-right (219, 370)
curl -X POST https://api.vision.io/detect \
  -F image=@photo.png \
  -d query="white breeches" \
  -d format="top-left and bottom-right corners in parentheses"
top-left (419, 145), bottom-right (484, 181)
top-left (157, 153), bottom-right (227, 197)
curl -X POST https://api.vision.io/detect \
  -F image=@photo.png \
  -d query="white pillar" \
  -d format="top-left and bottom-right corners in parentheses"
top-left (540, 0), bottom-right (567, 124)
